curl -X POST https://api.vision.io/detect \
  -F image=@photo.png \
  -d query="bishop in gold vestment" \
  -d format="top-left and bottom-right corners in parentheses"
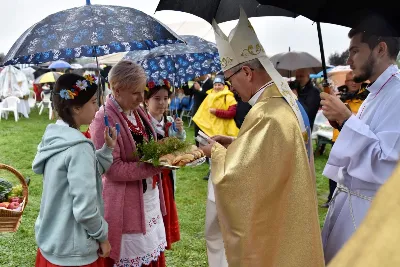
top-left (202, 8), bottom-right (324, 267)
top-left (210, 84), bottom-right (324, 267)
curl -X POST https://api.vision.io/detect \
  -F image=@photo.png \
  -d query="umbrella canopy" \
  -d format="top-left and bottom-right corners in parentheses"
top-left (156, 0), bottom-right (297, 23)
top-left (124, 35), bottom-right (221, 87)
top-left (48, 60), bottom-right (72, 69)
top-left (257, 0), bottom-right (400, 84)
top-left (34, 72), bottom-right (63, 84)
top-left (98, 53), bottom-right (127, 65)
top-left (270, 51), bottom-right (322, 72)
top-left (311, 67), bottom-right (334, 78)
top-left (2, 3), bottom-right (182, 66)
top-left (83, 63), bottom-right (101, 70)
top-left (70, 63), bottom-right (83, 69)
top-left (256, 0), bottom-right (399, 36)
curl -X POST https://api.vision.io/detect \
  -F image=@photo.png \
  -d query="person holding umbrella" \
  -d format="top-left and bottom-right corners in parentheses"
top-left (320, 17), bottom-right (400, 264)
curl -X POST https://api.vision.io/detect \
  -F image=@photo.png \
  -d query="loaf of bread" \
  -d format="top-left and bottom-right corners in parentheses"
top-left (172, 153), bottom-right (195, 165)
top-left (159, 154), bottom-right (175, 165)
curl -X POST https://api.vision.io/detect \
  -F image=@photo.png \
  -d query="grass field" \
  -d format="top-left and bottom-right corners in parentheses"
top-left (0, 108), bottom-right (331, 267)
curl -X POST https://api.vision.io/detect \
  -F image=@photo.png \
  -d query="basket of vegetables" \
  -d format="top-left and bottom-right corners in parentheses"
top-left (0, 163), bottom-right (28, 232)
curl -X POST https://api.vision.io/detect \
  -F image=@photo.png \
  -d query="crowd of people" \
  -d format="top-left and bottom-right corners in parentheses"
top-left (30, 8), bottom-right (400, 267)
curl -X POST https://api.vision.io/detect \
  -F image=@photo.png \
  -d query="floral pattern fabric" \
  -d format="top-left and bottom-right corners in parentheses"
top-left (124, 35), bottom-right (222, 87)
top-left (2, 4), bottom-right (182, 66)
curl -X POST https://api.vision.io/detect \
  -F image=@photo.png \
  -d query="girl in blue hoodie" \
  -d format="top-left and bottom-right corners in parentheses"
top-left (33, 73), bottom-right (117, 267)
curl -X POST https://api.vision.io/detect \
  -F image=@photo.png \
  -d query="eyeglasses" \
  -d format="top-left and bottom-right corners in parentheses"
top-left (225, 67), bottom-right (254, 83)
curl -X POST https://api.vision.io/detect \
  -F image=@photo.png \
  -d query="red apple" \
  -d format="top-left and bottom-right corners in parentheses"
top-left (10, 197), bottom-right (20, 203)
top-left (7, 202), bottom-right (19, 210)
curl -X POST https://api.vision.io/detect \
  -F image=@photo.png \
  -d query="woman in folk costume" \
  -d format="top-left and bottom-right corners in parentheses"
top-left (144, 79), bottom-right (186, 249)
top-left (200, 8), bottom-right (323, 267)
top-left (192, 76), bottom-right (239, 137)
top-left (90, 60), bottom-right (167, 267)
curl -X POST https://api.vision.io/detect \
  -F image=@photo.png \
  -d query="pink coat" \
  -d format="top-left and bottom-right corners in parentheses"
top-left (90, 96), bottom-right (165, 261)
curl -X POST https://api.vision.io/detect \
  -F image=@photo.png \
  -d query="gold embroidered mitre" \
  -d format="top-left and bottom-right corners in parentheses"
top-left (212, 9), bottom-right (266, 71)
top-left (212, 7), bottom-right (307, 135)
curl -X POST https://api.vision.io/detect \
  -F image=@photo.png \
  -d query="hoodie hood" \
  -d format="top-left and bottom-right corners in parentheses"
top-left (32, 121), bottom-right (93, 175)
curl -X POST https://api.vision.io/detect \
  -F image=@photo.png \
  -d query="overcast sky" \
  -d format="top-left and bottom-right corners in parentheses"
top-left (0, 0), bottom-right (351, 61)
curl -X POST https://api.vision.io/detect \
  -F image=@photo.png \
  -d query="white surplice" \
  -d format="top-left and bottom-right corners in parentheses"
top-left (322, 64), bottom-right (400, 263)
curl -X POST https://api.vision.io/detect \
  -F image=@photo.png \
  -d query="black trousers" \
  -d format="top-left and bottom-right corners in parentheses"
top-left (328, 179), bottom-right (337, 202)
top-left (194, 122), bottom-right (201, 146)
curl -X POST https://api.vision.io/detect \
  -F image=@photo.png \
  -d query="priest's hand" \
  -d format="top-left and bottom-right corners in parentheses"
top-left (320, 92), bottom-right (352, 125)
top-left (200, 139), bottom-right (216, 158)
top-left (211, 135), bottom-right (234, 148)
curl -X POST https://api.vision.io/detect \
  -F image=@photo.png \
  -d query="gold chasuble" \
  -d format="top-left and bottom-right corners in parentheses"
top-left (328, 162), bottom-right (400, 267)
top-left (211, 84), bottom-right (324, 267)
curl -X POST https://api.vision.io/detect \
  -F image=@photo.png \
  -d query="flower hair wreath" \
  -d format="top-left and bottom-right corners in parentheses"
top-left (58, 74), bottom-right (97, 100)
top-left (145, 79), bottom-right (171, 92)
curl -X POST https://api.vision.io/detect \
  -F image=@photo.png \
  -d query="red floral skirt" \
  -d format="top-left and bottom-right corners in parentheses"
top-left (104, 252), bottom-right (165, 267)
top-left (35, 249), bottom-right (105, 267)
top-left (162, 169), bottom-right (180, 249)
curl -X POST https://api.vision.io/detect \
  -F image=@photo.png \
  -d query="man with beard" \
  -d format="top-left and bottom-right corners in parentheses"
top-left (320, 17), bottom-right (400, 264)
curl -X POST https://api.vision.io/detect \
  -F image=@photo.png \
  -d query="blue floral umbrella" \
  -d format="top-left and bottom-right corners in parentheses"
top-left (2, 1), bottom-right (182, 66)
top-left (124, 35), bottom-right (221, 87)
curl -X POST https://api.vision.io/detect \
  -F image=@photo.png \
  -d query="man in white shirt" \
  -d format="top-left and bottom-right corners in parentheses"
top-left (320, 18), bottom-right (400, 264)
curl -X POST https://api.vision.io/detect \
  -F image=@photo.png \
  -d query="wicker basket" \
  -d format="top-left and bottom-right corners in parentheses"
top-left (0, 163), bottom-right (29, 232)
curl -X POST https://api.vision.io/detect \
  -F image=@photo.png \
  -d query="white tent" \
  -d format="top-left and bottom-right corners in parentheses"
top-left (21, 67), bottom-right (36, 85)
top-left (0, 66), bottom-right (30, 98)
top-left (328, 65), bottom-right (352, 88)
top-left (98, 52), bottom-right (127, 65)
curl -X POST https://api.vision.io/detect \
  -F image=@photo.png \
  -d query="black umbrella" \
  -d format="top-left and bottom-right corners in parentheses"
top-left (256, 0), bottom-right (399, 85)
top-left (255, 0), bottom-right (398, 34)
top-left (156, 0), bottom-right (297, 24)
top-left (2, 0), bottom-right (182, 66)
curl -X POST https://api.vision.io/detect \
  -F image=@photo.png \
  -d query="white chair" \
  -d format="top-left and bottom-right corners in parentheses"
top-left (28, 91), bottom-right (37, 109)
top-left (38, 92), bottom-right (53, 120)
top-left (0, 96), bottom-right (20, 122)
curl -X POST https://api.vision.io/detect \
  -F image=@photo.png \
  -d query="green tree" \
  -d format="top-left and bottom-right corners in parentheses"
top-left (328, 49), bottom-right (349, 66)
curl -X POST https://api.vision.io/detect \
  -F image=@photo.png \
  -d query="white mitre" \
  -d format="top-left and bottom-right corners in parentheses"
top-left (212, 8), bottom-right (306, 134)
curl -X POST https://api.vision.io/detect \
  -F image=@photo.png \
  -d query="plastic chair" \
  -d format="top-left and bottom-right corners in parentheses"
top-left (0, 96), bottom-right (20, 122)
top-left (38, 91), bottom-right (53, 120)
top-left (181, 96), bottom-right (194, 127)
top-left (28, 91), bottom-right (37, 109)
top-left (180, 96), bottom-right (191, 109)
top-left (168, 97), bottom-right (181, 117)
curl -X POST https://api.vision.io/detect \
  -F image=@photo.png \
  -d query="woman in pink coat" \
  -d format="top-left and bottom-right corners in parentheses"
top-left (90, 60), bottom-right (167, 267)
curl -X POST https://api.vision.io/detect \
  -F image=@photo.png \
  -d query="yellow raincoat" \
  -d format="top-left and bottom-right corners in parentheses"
top-left (193, 86), bottom-right (239, 137)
